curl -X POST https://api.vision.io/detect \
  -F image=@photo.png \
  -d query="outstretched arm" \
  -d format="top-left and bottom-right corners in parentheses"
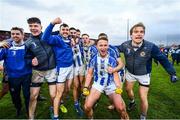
top-left (152, 44), bottom-right (176, 75)
top-left (152, 44), bottom-right (178, 83)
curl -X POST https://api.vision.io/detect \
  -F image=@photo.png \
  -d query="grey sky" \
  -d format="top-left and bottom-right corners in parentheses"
top-left (0, 0), bottom-right (180, 45)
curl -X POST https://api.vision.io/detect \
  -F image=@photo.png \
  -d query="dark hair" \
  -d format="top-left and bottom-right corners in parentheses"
top-left (82, 33), bottom-right (89, 37)
top-left (96, 37), bottom-right (108, 45)
top-left (27, 17), bottom-right (41, 24)
top-left (60, 23), bottom-right (69, 29)
top-left (76, 29), bottom-right (80, 32)
top-left (130, 22), bottom-right (145, 35)
top-left (11, 27), bottom-right (24, 34)
top-left (98, 33), bottom-right (108, 39)
top-left (69, 27), bottom-right (76, 31)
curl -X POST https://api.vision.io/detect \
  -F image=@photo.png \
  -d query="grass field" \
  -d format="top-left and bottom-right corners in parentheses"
top-left (0, 62), bottom-right (179, 119)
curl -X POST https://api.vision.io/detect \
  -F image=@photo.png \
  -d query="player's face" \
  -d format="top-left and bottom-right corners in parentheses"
top-left (28, 23), bottom-right (42, 36)
top-left (97, 40), bottom-right (108, 58)
top-left (131, 27), bottom-right (145, 44)
top-left (60, 26), bottom-right (69, 38)
top-left (82, 35), bottom-right (90, 45)
top-left (11, 30), bottom-right (24, 43)
top-left (69, 29), bottom-right (77, 38)
top-left (76, 31), bottom-right (81, 38)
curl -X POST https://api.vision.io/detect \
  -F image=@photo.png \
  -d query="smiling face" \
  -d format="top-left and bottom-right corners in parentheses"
top-left (76, 31), bottom-right (81, 38)
top-left (69, 29), bottom-right (77, 39)
top-left (60, 26), bottom-right (69, 38)
top-left (96, 39), bottom-right (108, 58)
top-left (11, 29), bottom-right (24, 43)
top-left (28, 23), bottom-right (42, 36)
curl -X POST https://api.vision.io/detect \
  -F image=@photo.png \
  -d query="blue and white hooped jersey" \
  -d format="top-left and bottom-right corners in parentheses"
top-left (83, 45), bottom-right (98, 70)
top-left (108, 45), bottom-right (120, 59)
top-left (108, 45), bottom-right (125, 77)
top-left (88, 54), bottom-right (117, 86)
top-left (72, 42), bottom-right (84, 67)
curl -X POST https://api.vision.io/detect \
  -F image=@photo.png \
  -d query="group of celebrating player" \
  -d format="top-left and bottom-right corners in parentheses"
top-left (0, 17), bottom-right (178, 120)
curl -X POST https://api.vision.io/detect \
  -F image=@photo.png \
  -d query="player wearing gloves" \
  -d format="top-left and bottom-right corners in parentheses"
top-left (83, 37), bottom-right (129, 119)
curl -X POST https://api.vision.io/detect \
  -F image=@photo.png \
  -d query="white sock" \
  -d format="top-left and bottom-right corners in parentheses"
top-left (130, 99), bottom-right (135, 103)
top-left (140, 114), bottom-right (146, 120)
top-left (54, 115), bottom-right (58, 118)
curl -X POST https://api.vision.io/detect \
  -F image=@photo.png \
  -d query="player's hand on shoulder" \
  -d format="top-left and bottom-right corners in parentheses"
top-left (0, 40), bottom-right (10, 48)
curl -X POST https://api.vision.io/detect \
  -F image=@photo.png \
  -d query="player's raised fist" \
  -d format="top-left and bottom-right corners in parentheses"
top-left (51, 17), bottom-right (62, 25)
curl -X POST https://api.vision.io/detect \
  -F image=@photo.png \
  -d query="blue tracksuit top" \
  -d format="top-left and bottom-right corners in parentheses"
top-left (42, 23), bottom-right (73, 69)
top-left (0, 40), bottom-right (32, 78)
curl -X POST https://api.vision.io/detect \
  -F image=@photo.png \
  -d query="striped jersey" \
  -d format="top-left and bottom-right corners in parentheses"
top-left (83, 45), bottom-right (98, 70)
top-left (109, 45), bottom-right (125, 79)
top-left (72, 40), bottom-right (84, 67)
top-left (108, 45), bottom-right (120, 59)
top-left (88, 54), bottom-right (117, 86)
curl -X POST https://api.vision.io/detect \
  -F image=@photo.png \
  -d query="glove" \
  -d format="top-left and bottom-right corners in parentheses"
top-left (83, 87), bottom-right (90, 96)
top-left (170, 75), bottom-right (178, 83)
top-left (115, 88), bottom-right (123, 94)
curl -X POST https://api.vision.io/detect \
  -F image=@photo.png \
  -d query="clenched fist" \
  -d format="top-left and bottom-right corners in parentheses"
top-left (32, 57), bottom-right (38, 66)
top-left (51, 17), bottom-right (62, 25)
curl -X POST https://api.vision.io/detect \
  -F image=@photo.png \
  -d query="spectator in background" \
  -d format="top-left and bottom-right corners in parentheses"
top-left (163, 47), bottom-right (169, 58)
top-left (176, 45), bottom-right (180, 65)
top-left (0, 60), bottom-right (9, 100)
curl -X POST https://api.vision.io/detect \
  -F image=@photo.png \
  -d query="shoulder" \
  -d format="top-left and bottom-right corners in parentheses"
top-left (122, 40), bottom-right (131, 45)
top-left (143, 40), bottom-right (155, 48)
top-left (90, 45), bottom-right (97, 49)
top-left (120, 40), bottom-right (131, 49)
top-left (91, 54), bottom-right (97, 60)
top-left (6, 38), bottom-right (13, 43)
top-left (25, 37), bottom-right (33, 44)
top-left (109, 55), bottom-right (117, 62)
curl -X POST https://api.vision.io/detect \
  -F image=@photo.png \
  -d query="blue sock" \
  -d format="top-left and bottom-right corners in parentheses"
top-left (74, 101), bottom-right (79, 106)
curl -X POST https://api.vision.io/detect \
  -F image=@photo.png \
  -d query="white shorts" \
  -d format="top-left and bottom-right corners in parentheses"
top-left (125, 70), bottom-right (150, 86)
top-left (73, 65), bottom-right (85, 77)
top-left (57, 65), bottom-right (73, 83)
top-left (32, 68), bottom-right (56, 83)
top-left (92, 82), bottom-right (116, 95)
